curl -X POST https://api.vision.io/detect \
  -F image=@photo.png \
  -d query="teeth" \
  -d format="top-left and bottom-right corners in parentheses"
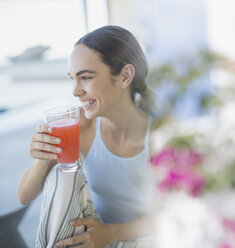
top-left (82, 99), bottom-right (96, 108)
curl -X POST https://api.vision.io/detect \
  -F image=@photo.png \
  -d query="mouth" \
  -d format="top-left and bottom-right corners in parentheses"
top-left (80, 99), bottom-right (97, 110)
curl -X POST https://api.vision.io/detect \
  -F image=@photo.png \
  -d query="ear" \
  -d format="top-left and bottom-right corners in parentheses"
top-left (119, 64), bottom-right (135, 89)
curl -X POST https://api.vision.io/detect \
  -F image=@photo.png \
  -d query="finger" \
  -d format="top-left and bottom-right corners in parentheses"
top-left (70, 217), bottom-right (95, 227)
top-left (32, 133), bottom-right (61, 144)
top-left (30, 141), bottom-right (62, 154)
top-left (32, 133), bottom-right (61, 145)
top-left (36, 124), bottom-right (52, 134)
top-left (56, 232), bottom-right (90, 247)
top-left (30, 150), bottom-right (57, 160)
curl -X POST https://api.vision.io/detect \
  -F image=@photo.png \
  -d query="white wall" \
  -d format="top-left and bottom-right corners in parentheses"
top-left (109, 0), bottom-right (208, 64)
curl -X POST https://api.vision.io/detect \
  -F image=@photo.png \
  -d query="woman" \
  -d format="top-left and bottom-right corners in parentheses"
top-left (18, 26), bottom-right (159, 247)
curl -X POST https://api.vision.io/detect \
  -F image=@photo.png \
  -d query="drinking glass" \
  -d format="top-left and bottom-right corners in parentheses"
top-left (43, 106), bottom-right (81, 172)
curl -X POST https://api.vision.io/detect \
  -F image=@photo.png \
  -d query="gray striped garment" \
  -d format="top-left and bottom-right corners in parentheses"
top-left (36, 166), bottom-right (157, 248)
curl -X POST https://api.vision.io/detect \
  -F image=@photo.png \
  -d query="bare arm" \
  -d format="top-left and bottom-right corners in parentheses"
top-left (17, 159), bottom-right (56, 205)
top-left (17, 124), bottom-right (61, 205)
top-left (17, 109), bottom-right (92, 205)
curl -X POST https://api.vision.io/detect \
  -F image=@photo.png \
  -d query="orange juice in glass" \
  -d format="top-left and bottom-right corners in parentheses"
top-left (43, 106), bottom-right (81, 172)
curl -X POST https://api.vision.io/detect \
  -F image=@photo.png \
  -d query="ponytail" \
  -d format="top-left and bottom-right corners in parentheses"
top-left (134, 87), bottom-right (161, 118)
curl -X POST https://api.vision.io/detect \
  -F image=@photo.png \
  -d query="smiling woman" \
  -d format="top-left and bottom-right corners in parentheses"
top-left (18, 26), bottom-right (159, 248)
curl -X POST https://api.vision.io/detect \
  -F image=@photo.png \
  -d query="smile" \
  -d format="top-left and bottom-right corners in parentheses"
top-left (81, 99), bottom-right (96, 109)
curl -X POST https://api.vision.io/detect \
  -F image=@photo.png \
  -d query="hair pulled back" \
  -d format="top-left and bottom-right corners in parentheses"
top-left (75, 25), bottom-right (158, 116)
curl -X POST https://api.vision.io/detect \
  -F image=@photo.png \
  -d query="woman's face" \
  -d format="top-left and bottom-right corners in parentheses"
top-left (68, 44), bottom-right (124, 119)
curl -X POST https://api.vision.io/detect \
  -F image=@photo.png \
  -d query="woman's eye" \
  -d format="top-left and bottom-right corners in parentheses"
top-left (81, 76), bottom-right (92, 81)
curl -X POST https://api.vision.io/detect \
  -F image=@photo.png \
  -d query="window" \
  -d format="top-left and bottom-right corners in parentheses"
top-left (0, 0), bottom-right (87, 61)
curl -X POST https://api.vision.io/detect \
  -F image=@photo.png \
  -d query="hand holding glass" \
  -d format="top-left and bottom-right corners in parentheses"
top-left (43, 106), bottom-right (81, 172)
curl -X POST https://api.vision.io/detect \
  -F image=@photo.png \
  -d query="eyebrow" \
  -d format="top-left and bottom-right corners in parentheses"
top-left (67, 70), bottom-right (96, 78)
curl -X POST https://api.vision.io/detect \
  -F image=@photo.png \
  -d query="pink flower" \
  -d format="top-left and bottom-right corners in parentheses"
top-left (217, 217), bottom-right (235, 248)
top-left (151, 147), bottom-right (176, 167)
top-left (174, 148), bottom-right (203, 167)
top-left (151, 147), bottom-right (202, 168)
top-left (158, 168), bottom-right (205, 196)
top-left (219, 242), bottom-right (232, 248)
top-left (222, 217), bottom-right (235, 233)
top-left (151, 147), bottom-right (204, 196)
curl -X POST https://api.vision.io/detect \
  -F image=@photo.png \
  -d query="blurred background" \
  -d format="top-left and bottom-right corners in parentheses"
top-left (0, 0), bottom-right (235, 247)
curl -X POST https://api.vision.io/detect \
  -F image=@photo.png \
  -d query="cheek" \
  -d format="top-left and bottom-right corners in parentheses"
top-left (88, 77), bottom-right (117, 100)
top-left (88, 80), bottom-right (106, 95)
top-left (87, 84), bottom-right (101, 96)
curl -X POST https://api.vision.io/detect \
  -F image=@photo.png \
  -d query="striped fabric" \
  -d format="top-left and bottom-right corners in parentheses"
top-left (36, 166), bottom-right (157, 248)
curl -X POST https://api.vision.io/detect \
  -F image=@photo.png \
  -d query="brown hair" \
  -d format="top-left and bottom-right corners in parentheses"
top-left (75, 25), bottom-right (159, 117)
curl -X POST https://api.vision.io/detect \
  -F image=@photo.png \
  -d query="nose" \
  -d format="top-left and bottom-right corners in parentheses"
top-left (73, 81), bottom-right (85, 97)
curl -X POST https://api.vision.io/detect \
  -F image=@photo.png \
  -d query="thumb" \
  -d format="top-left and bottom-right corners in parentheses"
top-left (70, 217), bottom-right (95, 227)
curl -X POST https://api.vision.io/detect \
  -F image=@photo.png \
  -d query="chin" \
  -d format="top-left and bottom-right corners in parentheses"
top-left (83, 108), bottom-right (99, 120)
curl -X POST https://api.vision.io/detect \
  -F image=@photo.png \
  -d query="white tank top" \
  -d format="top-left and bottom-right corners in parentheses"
top-left (83, 116), bottom-right (156, 223)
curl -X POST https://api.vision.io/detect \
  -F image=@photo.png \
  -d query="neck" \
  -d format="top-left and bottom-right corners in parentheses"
top-left (101, 94), bottom-right (148, 139)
